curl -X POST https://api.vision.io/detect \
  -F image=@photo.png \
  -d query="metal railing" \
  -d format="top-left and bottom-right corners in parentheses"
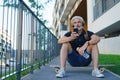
top-left (0, 0), bottom-right (60, 80)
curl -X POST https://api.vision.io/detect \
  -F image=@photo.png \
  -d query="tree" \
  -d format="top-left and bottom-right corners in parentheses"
top-left (2, 0), bottom-right (52, 24)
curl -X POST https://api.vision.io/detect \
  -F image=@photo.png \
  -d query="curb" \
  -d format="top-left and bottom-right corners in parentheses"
top-left (105, 69), bottom-right (120, 78)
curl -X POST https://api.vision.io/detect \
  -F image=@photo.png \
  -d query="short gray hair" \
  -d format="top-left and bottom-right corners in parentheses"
top-left (71, 16), bottom-right (85, 27)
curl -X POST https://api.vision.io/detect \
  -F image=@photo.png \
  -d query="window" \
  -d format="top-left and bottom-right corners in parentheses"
top-left (93, 0), bottom-right (120, 20)
top-left (115, 0), bottom-right (120, 4)
top-left (102, 0), bottom-right (114, 12)
top-left (93, 0), bottom-right (102, 19)
top-left (61, 24), bottom-right (67, 30)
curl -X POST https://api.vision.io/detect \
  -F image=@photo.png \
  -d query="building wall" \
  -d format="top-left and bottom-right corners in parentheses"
top-left (0, 26), bottom-right (11, 59)
top-left (87, 0), bottom-right (120, 54)
top-left (99, 36), bottom-right (120, 54)
top-left (87, 1), bottom-right (120, 33)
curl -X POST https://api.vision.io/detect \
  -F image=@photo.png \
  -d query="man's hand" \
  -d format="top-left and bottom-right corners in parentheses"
top-left (76, 41), bottom-right (89, 55)
top-left (70, 32), bottom-right (79, 40)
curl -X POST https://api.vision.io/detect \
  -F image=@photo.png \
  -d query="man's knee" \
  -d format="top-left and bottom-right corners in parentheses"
top-left (87, 44), bottom-right (98, 52)
top-left (61, 43), bottom-right (72, 51)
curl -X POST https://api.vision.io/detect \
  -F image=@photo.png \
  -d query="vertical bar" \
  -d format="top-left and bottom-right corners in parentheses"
top-left (30, 16), bottom-right (34, 74)
top-left (28, 34), bottom-right (30, 64)
top-left (9, 0), bottom-right (13, 75)
top-left (49, 34), bottom-right (52, 60)
top-left (22, 12), bottom-right (25, 68)
top-left (1, 0), bottom-right (5, 77)
top-left (35, 20), bottom-right (37, 62)
top-left (48, 32), bottom-right (50, 61)
top-left (43, 29), bottom-right (45, 65)
top-left (12, 0), bottom-right (17, 73)
top-left (16, 1), bottom-right (23, 80)
top-left (38, 24), bottom-right (41, 69)
top-left (27, 14), bottom-right (31, 65)
top-left (35, 21), bottom-right (39, 68)
top-left (4, 0), bottom-right (9, 78)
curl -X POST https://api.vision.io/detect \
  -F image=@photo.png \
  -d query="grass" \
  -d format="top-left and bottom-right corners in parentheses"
top-left (2, 63), bottom-right (37, 80)
top-left (4, 61), bottom-right (48, 80)
top-left (99, 54), bottom-right (120, 76)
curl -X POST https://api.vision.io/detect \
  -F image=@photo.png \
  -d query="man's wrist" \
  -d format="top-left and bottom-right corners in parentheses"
top-left (88, 41), bottom-right (90, 45)
top-left (76, 47), bottom-right (80, 51)
top-left (86, 41), bottom-right (91, 46)
top-left (85, 41), bottom-right (89, 46)
top-left (69, 36), bottom-right (74, 41)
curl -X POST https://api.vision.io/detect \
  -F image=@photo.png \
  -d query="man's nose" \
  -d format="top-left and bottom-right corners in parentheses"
top-left (76, 23), bottom-right (79, 27)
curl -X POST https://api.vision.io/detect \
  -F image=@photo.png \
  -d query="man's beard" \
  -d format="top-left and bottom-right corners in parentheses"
top-left (74, 26), bottom-right (83, 30)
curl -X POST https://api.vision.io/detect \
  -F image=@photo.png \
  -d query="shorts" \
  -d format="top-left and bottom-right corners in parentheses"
top-left (67, 50), bottom-right (92, 67)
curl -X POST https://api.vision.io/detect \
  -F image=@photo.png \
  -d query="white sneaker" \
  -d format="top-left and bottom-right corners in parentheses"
top-left (92, 68), bottom-right (104, 78)
top-left (56, 68), bottom-right (65, 78)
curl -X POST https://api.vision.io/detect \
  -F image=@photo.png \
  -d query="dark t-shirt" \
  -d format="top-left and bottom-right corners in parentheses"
top-left (64, 29), bottom-right (94, 51)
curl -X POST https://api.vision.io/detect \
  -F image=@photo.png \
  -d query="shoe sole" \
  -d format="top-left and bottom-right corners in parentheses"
top-left (56, 76), bottom-right (63, 78)
top-left (92, 74), bottom-right (104, 78)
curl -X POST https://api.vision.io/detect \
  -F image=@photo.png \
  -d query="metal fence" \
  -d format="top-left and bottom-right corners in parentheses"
top-left (0, 0), bottom-right (60, 80)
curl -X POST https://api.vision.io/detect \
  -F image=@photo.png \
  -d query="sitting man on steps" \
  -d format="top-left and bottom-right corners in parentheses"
top-left (56, 16), bottom-right (104, 78)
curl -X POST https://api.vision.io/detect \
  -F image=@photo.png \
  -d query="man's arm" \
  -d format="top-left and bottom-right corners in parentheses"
top-left (76, 34), bottom-right (100, 55)
top-left (58, 36), bottom-right (73, 44)
top-left (88, 34), bottom-right (100, 45)
top-left (58, 32), bottom-right (78, 44)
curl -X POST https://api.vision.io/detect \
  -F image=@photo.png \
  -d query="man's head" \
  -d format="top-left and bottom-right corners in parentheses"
top-left (71, 16), bottom-right (85, 28)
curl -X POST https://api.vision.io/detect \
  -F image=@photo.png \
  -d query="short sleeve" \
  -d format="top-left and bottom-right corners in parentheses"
top-left (87, 31), bottom-right (94, 38)
top-left (64, 32), bottom-right (71, 37)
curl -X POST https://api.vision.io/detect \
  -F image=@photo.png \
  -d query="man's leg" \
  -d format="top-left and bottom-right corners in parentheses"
top-left (56, 43), bottom-right (72, 78)
top-left (60, 42), bottom-right (72, 68)
top-left (88, 44), bottom-right (104, 78)
top-left (89, 44), bottom-right (99, 69)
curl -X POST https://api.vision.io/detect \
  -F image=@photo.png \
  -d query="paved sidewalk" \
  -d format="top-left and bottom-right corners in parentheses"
top-left (22, 56), bottom-right (120, 80)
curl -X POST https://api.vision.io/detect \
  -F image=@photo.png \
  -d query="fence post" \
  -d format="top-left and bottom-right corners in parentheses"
top-left (38, 27), bottom-right (41, 69)
top-left (16, 1), bottom-right (23, 80)
top-left (30, 16), bottom-right (34, 73)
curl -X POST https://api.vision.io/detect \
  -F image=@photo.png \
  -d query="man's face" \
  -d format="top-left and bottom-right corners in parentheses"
top-left (73, 18), bottom-right (82, 28)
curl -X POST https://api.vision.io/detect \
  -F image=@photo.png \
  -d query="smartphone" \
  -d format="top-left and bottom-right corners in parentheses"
top-left (73, 28), bottom-right (78, 33)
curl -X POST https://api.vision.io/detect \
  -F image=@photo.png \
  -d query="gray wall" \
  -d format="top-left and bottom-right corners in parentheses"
top-left (98, 36), bottom-right (120, 54)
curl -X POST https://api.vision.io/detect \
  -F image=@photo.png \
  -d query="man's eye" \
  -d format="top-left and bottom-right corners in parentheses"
top-left (78, 21), bottom-right (82, 23)
top-left (74, 22), bottom-right (77, 24)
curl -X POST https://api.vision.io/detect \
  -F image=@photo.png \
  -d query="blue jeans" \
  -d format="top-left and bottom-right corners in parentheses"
top-left (67, 50), bottom-right (92, 67)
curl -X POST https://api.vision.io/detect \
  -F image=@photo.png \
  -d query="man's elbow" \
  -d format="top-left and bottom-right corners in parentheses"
top-left (58, 41), bottom-right (61, 44)
top-left (58, 39), bottom-right (62, 44)
top-left (97, 37), bottom-right (101, 43)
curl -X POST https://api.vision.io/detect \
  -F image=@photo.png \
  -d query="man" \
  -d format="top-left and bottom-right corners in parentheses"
top-left (56, 16), bottom-right (104, 78)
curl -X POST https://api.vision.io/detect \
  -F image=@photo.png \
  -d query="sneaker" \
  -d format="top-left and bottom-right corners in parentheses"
top-left (56, 68), bottom-right (65, 78)
top-left (92, 68), bottom-right (104, 78)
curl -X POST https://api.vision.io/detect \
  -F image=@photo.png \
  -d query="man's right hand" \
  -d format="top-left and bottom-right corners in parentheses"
top-left (70, 32), bottom-right (79, 40)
